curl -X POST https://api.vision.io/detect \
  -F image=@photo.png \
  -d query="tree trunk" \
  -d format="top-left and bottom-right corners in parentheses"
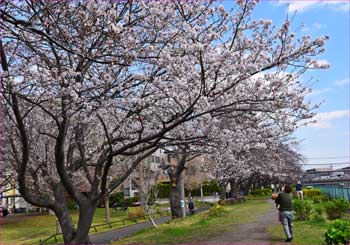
top-left (169, 179), bottom-right (182, 218)
top-left (54, 206), bottom-right (76, 244)
top-left (219, 182), bottom-right (227, 200)
top-left (68, 203), bottom-right (97, 244)
top-left (229, 179), bottom-right (240, 198)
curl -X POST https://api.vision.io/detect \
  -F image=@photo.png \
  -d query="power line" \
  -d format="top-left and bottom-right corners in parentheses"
top-left (301, 162), bottom-right (349, 165)
top-left (304, 156), bottom-right (350, 160)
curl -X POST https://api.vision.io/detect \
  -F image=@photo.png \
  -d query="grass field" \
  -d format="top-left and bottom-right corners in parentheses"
top-left (1, 208), bottom-right (148, 244)
top-left (115, 199), bottom-right (271, 244)
top-left (2, 198), bottom-right (341, 244)
top-left (267, 219), bottom-right (328, 244)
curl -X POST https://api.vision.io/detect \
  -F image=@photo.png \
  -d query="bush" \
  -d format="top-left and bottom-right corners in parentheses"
top-left (325, 199), bottom-right (349, 220)
top-left (322, 193), bottom-right (332, 202)
top-left (186, 180), bottom-right (221, 197)
top-left (293, 199), bottom-right (312, 221)
top-left (218, 196), bottom-right (247, 206)
top-left (158, 180), bottom-right (220, 198)
top-left (325, 219), bottom-right (350, 245)
top-left (128, 206), bottom-right (145, 220)
top-left (109, 192), bottom-right (124, 206)
top-left (250, 188), bottom-right (271, 197)
top-left (67, 198), bottom-right (77, 210)
top-left (157, 182), bottom-right (171, 198)
top-left (303, 189), bottom-right (322, 198)
top-left (208, 204), bottom-right (224, 217)
top-left (313, 195), bottom-right (322, 203)
top-left (312, 206), bottom-right (326, 222)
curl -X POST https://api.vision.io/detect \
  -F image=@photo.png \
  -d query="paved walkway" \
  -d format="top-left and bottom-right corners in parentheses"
top-left (200, 199), bottom-right (279, 244)
top-left (91, 207), bottom-right (209, 244)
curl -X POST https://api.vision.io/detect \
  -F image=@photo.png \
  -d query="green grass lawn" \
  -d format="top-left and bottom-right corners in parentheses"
top-left (116, 199), bottom-right (271, 244)
top-left (1, 208), bottom-right (147, 244)
top-left (267, 219), bottom-right (328, 244)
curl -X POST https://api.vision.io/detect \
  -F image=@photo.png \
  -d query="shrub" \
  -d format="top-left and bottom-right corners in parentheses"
top-left (250, 188), bottom-right (271, 197)
top-left (293, 199), bottom-right (312, 220)
top-left (303, 189), bottom-right (322, 198)
top-left (109, 192), bottom-right (124, 206)
top-left (314, 206), bottom-right (323, 216)
top-left (67, 198), bottom-right (77, 210)
top-left (325, 219), bottom-right (350, 245)
top-left (325, 199), bottom-right (349, 220)
top-left (219, 197), bottom-right (247, 206)
top-left (313, 195), bottom-right (322, 203)
top-left (322, 193), bottom-right (331, 202)
top-left (312, 206), bottom-right (325, 222)
top-left (208, 204), bottom-right (224, 217)
top-left (185, 179), bottom-right (221, 197)
top-left (128, 206), bottom-right (145, 220)
top-left (157, 182), bottom-right (171, 198)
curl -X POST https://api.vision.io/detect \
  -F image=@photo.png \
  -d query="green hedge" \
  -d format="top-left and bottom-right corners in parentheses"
top-left (157, 182), bottom-right (171, 198)
top-left (186, 179), bottom-right (220, 196)
top-left (108, 192), bottom-right (139, 207)
top-left (157, 180), bottom-right (220, 198)
top-left (303, 189), bottom-right (322, 198)
top-left (109, 192), bottom-right (124, 205)
top-left (250, 188), bottom-right (272, 197)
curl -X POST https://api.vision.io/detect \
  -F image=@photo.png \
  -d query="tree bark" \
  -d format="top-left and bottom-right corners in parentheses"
top-left (219, 182), bottom-right (227, 200)
top-left (55, 209), bottom-right (76, 244)
top-left (169, 178), bottom-right (182, 218)
top-left (51, 184), bottom-right (76, 244)
top-left (68, 203), bottom-right (96, 244)
top-left (229, 179), bottom-right (240, 198)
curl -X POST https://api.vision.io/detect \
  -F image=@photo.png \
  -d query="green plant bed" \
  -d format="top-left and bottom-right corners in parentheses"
top-left (325, 219), bottom-right (350, 244)
top-left (325, 199), bottom-right (349, 220)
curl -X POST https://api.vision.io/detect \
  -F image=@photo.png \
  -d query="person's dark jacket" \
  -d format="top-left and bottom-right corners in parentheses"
top-left (296, 183), bottom-right (302, 191)
top-left (188, 201), bottom-right (194, 210)
top-left (275, 192), bottom-right (293, 211)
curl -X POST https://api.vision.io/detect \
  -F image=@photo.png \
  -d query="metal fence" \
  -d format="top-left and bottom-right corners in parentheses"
top-left (311, 185), bottom-right (350, 201)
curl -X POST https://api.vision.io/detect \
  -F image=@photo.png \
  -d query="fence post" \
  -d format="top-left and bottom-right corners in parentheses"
top-left (56, 219), bottom-right (62, 234)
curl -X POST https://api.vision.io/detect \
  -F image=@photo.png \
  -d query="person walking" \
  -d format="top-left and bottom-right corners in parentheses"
top-left (271, 183), bottom-right (275, 193)
top-left (188, 197), bottom-right (195, 215)
top-left (296, 181), bottom-right (303, 200)
top-left (275, 184), bottom-right (294, 242)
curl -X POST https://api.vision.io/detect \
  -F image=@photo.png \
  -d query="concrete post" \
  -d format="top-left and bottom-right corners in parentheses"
top-left (179, 172), bottom-right (186, 217)
top-left (200, 183), bottom-right (204, 202)
top-left (105, 176), bottom-right (111, 223)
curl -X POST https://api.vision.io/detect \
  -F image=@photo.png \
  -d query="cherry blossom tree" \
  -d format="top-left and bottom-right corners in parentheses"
top-left (1, 0), bottom-right (328, 243)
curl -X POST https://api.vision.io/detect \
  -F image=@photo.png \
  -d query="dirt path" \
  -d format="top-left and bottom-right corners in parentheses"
top-left (200, 199), bottom-right (280, 244)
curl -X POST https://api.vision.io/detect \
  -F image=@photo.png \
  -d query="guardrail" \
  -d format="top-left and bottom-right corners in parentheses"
top-left (39, 210), bottom-right (170, 245)
top-left (310, 185), bottom-right (350, 201)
